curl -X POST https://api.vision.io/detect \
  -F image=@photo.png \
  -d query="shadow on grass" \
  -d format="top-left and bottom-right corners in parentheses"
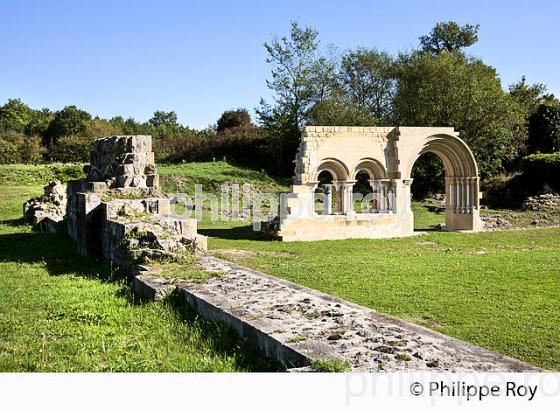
top-left (1, 217), bottom-right (28, 227)
top-left (0, 226), bottom-right (281, 371)
top-left (0, 229), bottom-right (121, 282)
top-left (199, 224), bottom-right (270, 241)
top-left (165, 289), bottom-right (282, 372)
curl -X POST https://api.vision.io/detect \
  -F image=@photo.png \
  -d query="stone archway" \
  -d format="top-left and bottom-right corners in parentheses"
top-left (310, 158), bottom-right (351, 214)
top-left (273, 126), bottom-right (482, 241)
top-left (400, 133), bottom-right (482, 231)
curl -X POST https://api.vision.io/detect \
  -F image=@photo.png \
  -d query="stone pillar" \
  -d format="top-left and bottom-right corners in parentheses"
top-left (461, 177), bottom-right (469, 214)
top-left (344, 181), bottom-right (356, 215)
top-left (455, 177), bottom-right (461, 213)
top-left (470, 177), bottom-right (479, 210)
top-left (464, 178), bottom-right (472, 214)
top-left (322, 184), bottom-right (333, 215)
top-left (369, 179), bottom-right (379, 212)
top-left (445, 177), bottom-right (454, 212)
top-left (333, 181), bottom-right (344, 214)
top-left (387, 181), bottom-right (395, 213)
top-left (378, 179), bottom-right (387, 213)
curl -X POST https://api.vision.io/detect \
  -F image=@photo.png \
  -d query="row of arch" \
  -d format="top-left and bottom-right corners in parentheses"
top-left (311, 157), bottom-right (387, 182)
top-left (310, 158), bottom-right (392, 215)
top-left (306, 134), bottom-right (480, 217)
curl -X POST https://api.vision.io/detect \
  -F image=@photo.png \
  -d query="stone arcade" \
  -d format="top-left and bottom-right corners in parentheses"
top-left (272, 126), bottom-right (483, 241)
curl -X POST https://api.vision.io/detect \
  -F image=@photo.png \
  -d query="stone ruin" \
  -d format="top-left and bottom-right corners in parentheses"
top-left (269, 126), bottom-right (482, 241)
top-left (24, 135), bottom-right (206, 267)
top-left (522, 193), bottom-right (560, 212)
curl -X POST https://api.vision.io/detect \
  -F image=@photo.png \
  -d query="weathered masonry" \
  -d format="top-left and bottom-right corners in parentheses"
top-left (273, 126), bottom-right (483, 241)
top-left (24, 135), bottom-right (206, 264)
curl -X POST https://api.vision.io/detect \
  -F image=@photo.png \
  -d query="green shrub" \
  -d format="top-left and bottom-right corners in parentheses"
top-left (156, 127), bottom-right (275, 172)
top-left (18, 135), bottom-right (45, 164)
top-left (50, 134), bottom-right (93, 163)
top-left (482, 153), bottom-right (560, 208)
top-left (0, 137), bottom-right (19, 164)
top-left (481, 173), bottom-right (526, 208)
top-left (522, 152), bottom-right (560, 192)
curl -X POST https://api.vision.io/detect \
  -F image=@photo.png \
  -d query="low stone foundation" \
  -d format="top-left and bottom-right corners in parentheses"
top-left (275, 212), bottom-right (415, 242)
top-left (130, 256), bottom-right (539, 372)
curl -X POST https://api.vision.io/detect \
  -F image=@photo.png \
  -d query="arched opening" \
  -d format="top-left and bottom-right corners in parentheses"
top-left (313, 170), bottom-right (336, 215)
top-left (310, 159), bottom-right (350, 215)
top-left (405, 134), bottom-right (480, 232)
top-left (354, 170), bottom-right (373, 212)
top-left (351, 158), bottom-right (390, 214)
top-left (411, 152), bottom-right (446, 230)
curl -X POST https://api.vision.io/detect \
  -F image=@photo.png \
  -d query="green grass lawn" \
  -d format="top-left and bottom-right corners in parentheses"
top-left (0, 164), bottom-right (274, 372)
top-left (157, 163), bottom-right (558, 370)
top-left (1, 162), bottom-right (559, 371)
top-left (159, 161), bottom-right (290, 194)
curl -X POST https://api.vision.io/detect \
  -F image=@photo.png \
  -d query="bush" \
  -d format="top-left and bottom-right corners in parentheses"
top-left (19, 135), bottom-right (45, 164)
top-left (0, 131), bottom-right (45, 164)
top-left (50, 134), bottom-right (93, 163)
top-left (481, 173), bottom-right (526, 208)
top-left (0, 137), bottom-right (19, 164)
top-left (482, 153), bottom-right (560, 208)
top-left (155, 127), bottom-right (275, 173)
top-left (522, 152), bottom-right (560, 192)
top-left (216, 109), bottom-right (252, 132)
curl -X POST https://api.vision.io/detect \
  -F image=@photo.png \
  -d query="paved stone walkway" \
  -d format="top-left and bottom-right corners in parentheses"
top-left (160, 256), bottom-right (537, 372)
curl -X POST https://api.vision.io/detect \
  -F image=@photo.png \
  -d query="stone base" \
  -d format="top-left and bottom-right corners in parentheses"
top-left (276, 212), bottom-right (415, 242)
top-left (445, 209), bottom-right (483, 231)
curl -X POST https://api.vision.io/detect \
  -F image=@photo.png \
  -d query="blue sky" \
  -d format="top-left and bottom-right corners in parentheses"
top-left (1, 0), bottom-right (558, 128)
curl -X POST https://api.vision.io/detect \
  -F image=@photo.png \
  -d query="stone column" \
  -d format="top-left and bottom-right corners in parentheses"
top-left (344, 181), bottom-right (356, 215)
top-left (333, 181), bottom-right (344, 214)
top-left (401, 179), bottom-right (413, 213)
top-left (322, 184), bottom-right (333, 215)
top-left (387, 181), bottom-right (395, 213)
top-left (455, 177), bottom-right (461, 213)
top-left (369, 179), bottom-right (379, 213)
top-left (470, 177), bottom-right (479, 210)
top-left (460, 177), bottom-right (467, 213)
top-left (445, 177), bottom-right (455, 213)
top-left (464, 177), bottom-right (472, 214)
top-left (378, 179), bottom-right (390, 213)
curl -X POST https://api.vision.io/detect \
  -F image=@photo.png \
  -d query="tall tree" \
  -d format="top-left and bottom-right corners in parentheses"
top-left (393, 51), bottom-right (526, 178)
top-left (528, 104), bottom-right (560, 153)
top-left (43, 105), bottom-right (91, 150)
top-left (339, 48), bottom-right (396, 123)
top-left (149, 111), bottom-right (178, 128)
top-left (508, 76), bottom-right (556, 116)
top-left (217, 109), bottom-right (252, 132)
top-left (258, 21), bottom-right (334, 130)
top-left (257, 21), bottom-right (336, 174)
top-left (419, 21), bottom-right (479, 54)
top-left (0, 99), bottom-right (34, 133)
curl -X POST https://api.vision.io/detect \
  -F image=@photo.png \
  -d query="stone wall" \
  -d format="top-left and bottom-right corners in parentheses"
top-left (87, 135), bottom-right (159, 190)
top-left (24, 135), bottom-right (206, 268)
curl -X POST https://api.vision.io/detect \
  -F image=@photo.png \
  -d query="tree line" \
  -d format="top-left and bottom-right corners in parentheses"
top-left (1, 21), bottom-right (559, 196)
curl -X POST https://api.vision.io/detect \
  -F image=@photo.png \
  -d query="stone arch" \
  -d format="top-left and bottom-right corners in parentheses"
top-left (351, 158), bottom-right (387, 180)
top-left (404, 133), bottom-right (481, 231)
top-left (403, 134), bottom-right (478, 179)
top-left (311, 158), bottom-right (350, 182)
